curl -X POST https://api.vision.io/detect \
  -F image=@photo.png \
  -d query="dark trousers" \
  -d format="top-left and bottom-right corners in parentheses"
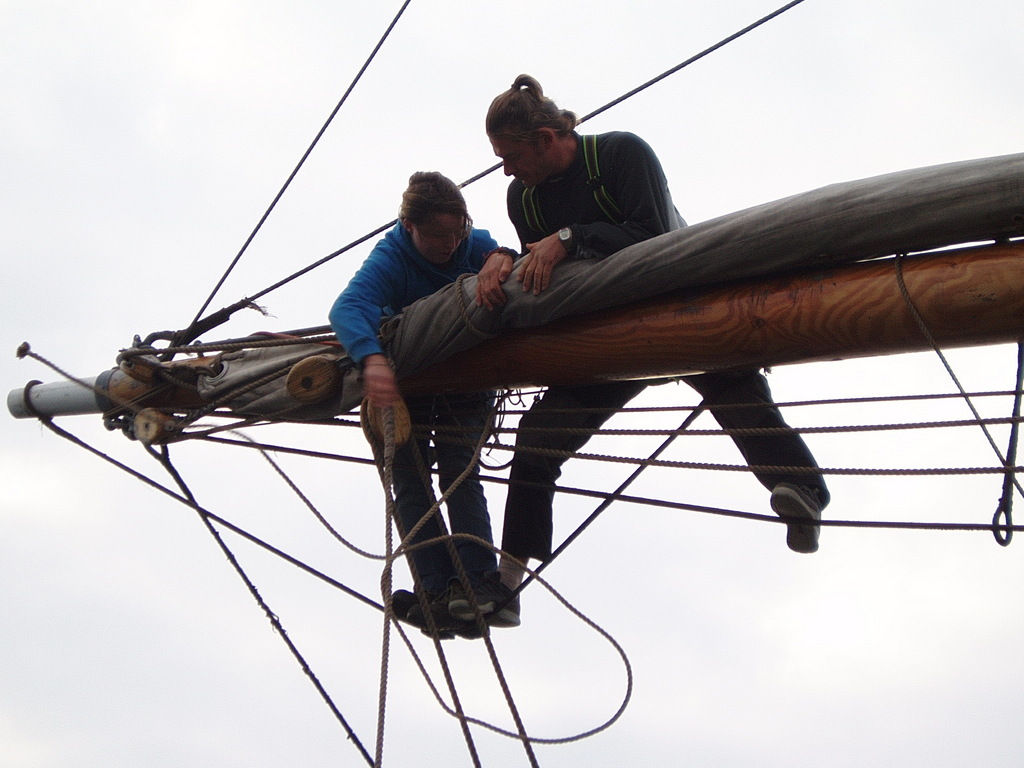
top-left (500, 371), bottom-right (829, 561)
top-left (391, 391), bottom-right (496, 594)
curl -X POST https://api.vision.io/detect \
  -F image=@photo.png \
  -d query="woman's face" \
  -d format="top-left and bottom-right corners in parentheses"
top-left (405, 212), bottom-right (467, 264)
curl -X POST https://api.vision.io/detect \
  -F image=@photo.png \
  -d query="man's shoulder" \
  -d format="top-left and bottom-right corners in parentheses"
top-left (594, 130), bottom-right (656, 157)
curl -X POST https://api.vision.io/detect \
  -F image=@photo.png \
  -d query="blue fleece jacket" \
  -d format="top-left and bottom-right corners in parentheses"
top-left (329, 222), bottom-right (498, 364)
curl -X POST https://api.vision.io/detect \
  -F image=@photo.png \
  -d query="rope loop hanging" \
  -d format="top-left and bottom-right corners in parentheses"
top-left (992, 340), bottom-right (1024, 545)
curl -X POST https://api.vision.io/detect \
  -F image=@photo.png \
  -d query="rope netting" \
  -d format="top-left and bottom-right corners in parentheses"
top-left (15, 331), bottom-right (1024, 768)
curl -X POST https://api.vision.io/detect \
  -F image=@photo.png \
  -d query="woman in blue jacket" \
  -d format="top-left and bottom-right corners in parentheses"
top-left (329, 171), bottom-right (517, 634)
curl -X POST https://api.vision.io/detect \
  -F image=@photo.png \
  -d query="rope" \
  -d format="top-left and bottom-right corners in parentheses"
top-left (458, 0), bottom-right (810, 187)
top-left (118, 332), bottom-right (339, 359)
top-left (180, 388), bottom-right (1024, 526)
top-left (374, 407), bottom-right (397, 767)
top-left (365, 403), bottom-right (486, 768)
top-left (894, 254), bottom-right (1024, 543)
top-left (487, 415), bottom-right (1024, 439)
top-left (579, 0), bottom-right (809, 124)
top-left (148, 444), bottom-right (375, 766)
top-left (993, 342), bottom-right (1023, 545)
top-left (29, 411), bottom-right (378, 764)
top-left (523, 404), bottom-right (706, 593)
top-left (465, 438), bottom-right (1022, 478)
top-left (368, 393), bottom-right (543, 766)
top-left (19, 348), bottom-right (1024, 768)
top-left (175, 0), bottom-right (811, 344)
top-left (185, 0), bottom-right (415, 339)
top-left (235, 430), bottom-right (387, 560)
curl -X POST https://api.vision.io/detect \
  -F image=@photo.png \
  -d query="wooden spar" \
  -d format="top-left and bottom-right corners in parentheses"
top-left (400, 240), bottom-right (1024, 396)
top-left (9, 240), bottom-right (1024, 422)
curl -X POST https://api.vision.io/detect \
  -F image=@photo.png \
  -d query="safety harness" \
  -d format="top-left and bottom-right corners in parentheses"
top-left (521, 134), bottom-right (624, 234)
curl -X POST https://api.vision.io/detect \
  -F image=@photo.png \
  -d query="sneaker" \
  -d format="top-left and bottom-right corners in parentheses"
top-left (447, 574), bottom-right (517, 624)
top-left (770, 483), bottom-right (823, 554)
top-left (390, 589), bottom-right (418, 621)
top-left (489, 592), bottom-right (521, 629)
top-left (405, 588), bottom-right (487, 640)
top-left (405, 591), bottom-right (461, 640)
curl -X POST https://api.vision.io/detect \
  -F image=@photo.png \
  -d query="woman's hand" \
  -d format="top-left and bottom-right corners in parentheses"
top-left (475, 249), bottom-right (515, 309)
top-left (361, 354), bottom-right (400, 407)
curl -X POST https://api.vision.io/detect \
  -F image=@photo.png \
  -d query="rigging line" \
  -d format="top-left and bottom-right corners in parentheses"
top-left (894, 254), bottom-right (1024, 505)
top-left (16, 342), bottom-right (160, 419)
top-left (119, 333), bottom-right (339, 359)
top-left (993, 340), bottom-right (1023, 545)
top-left (516, 404), bottom-right (707, 601)
top-left (190, 434), bottom-right (1024, 536)
top-left (486, 389), bottom-right (1024, 415)
top-left (374, 410), bottom-right (402, 768)
top-left (185, 0), bottom-right (810, 341)
top-left (458, 0), bottom-right (810, 188)
top-left (234, 430), bottom-right (386, 560)
top-left (366, 410), bottom-right (486, 768)
top-left (187, 389), bottom-right (1022, 447)
top-left (148, 444), bottom-right (374, 767)
top-left (35, 415), bottom-right (386, 613)
top-left (376, 544), bottom-right (633, 747)
top-left (198, 425), bottom-right (1021, 485)
top-left (405, 548), bottom-right (634, 746)
top-left (485, 415), bottom-right (1024, 440)
top-left (485, 472), bottom-right (1024, 535)
top-left (477, 439), bottom-right (1020, 476)
top-left (372, 396), bottom-right (541, 766)
top-left (578, 0), bottom-right (809, 124)
top-left (188, 0), bottom-right (415, 330)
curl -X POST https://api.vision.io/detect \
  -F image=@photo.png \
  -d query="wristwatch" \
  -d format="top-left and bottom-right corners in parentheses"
top-left (558, 226), bottom-right (575, 257)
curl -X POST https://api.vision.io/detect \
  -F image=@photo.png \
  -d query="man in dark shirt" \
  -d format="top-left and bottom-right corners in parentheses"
top-left (476, 75), bottom-right (830, 624)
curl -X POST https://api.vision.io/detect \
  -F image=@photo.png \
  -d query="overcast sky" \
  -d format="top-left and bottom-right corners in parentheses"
top-left (2, 1), bottom-right (1023, 766)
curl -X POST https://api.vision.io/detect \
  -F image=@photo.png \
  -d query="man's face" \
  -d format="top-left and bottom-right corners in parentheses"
top-left (490, 136), bottom-right (551, 187)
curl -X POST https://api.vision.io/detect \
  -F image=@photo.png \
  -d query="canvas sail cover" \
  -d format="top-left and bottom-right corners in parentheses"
top-left (198, 152), bottom-right (1024, 419)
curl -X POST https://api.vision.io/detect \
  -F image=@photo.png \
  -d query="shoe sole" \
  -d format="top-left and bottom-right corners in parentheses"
top-left (771, 485), bottom-right (821, 554)
top-left (448, 597), bottom-right (496, 622)
top-left (488, 607), bottom-right (521, 628)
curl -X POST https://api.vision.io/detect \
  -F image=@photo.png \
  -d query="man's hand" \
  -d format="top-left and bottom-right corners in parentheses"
top-left (475, 250), bottom-right (515, 309)
top-left (518, 233), bottom-right (568, 295)
top-left (361, 354), bottom-right (401, 407)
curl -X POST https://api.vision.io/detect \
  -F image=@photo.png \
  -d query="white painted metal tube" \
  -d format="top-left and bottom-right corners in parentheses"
top-left (7, 376), bottom-right (108, 419)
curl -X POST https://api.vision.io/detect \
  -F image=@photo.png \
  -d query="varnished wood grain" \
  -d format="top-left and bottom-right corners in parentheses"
top-left (402, 241), bottom-right (1024, 395)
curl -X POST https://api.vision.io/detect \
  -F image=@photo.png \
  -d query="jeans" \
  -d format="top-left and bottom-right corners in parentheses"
top-left (391, 391), bottom-right (496, 594)
top-left (500, 371), bottom-right (829, 561)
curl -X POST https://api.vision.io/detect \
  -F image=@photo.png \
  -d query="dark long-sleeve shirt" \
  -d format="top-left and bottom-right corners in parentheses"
top-left (505, 131), bottom-right (685, 258)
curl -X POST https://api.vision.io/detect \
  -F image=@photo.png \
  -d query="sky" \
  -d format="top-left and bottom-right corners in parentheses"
top-left (2, 1), bottom-right (1023, 766)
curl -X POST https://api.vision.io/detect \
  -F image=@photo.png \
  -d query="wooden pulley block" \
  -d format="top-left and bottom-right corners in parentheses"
top-left (119, 356), bottom-right (159, 383)
top-left (360, 397), bottom-right (412, 447)
top-left (286, 354), bottom-right (341, 404)
top-left (134, 408), bottom-right (179, 445)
